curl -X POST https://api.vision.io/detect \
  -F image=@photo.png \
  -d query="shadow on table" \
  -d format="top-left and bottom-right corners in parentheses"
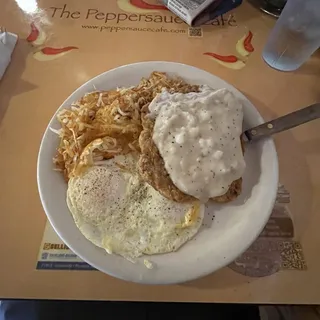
top-left (295, 50), bottom-right (320, 76)
top-left (0, 39), bottom-right (36, 124)
top-left (182, 267), bottom-right (252, 290)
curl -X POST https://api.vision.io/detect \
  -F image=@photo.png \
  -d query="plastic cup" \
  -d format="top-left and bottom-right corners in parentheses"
top-left (262, 0), bottom-right (320, 71)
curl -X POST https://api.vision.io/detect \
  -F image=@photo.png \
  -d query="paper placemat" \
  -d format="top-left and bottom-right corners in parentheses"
top-left (229, 184), bottom-right (307, 277)
top-left (36, 183), bottom-right (307, 277)
top-left (36, 222), bottom-right (96, 270)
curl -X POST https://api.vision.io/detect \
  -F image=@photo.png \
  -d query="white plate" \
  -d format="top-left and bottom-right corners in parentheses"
top-left (37, 62), bottom-right (278, 284)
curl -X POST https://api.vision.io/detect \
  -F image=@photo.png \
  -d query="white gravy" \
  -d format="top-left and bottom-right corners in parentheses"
top-left (148, 86), bottom-right (246, 202)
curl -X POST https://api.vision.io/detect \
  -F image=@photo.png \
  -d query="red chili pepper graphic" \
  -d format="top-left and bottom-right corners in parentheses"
top-left (130, 0), bottom-right (168, 10)
top-left (41, 46), bottom-right (78, 55)
top-left (26, 22), bottom-right (39, 42)
top-left (244, 31), bottom-right (254, 53)
top-left (204, 52), bottom-right (245, 69)
top-left (236, 31), bottom-right (254, 57)
top-left (203, 52), bottom-right (239, 63)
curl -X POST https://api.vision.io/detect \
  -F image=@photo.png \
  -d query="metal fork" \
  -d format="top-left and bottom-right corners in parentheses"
top-left (244, 103), bottom-right (320, 142)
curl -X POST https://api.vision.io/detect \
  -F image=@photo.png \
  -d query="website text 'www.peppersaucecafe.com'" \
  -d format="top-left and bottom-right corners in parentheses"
top-left (49, 4), bottom-right (238, 34)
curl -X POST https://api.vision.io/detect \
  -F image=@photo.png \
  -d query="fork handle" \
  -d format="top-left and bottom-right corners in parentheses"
top-left (244, 103), bottom-right (320, 141)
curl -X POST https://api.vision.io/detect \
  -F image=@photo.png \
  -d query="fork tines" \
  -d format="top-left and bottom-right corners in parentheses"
top-left (0, 26), bottom-right (7, 44)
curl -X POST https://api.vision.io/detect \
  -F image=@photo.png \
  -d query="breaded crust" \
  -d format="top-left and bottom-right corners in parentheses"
top-left (138, 105), bottom-right (242, 203)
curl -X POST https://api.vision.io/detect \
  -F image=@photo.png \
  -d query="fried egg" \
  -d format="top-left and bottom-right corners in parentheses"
top-left (67, 156), bottom-right (204, 262)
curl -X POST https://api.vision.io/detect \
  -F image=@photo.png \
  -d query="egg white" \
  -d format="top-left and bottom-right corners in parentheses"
top-left (67, 156), bottom-right (204, 262)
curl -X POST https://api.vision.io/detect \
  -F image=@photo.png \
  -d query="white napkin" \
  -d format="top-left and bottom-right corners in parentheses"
top-left (0, 31), bottom-right (18, 80)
